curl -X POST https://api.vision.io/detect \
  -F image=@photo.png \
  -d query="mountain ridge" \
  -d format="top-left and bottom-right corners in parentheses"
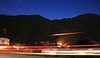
top-left (0, 13), bottom-right (100, 45)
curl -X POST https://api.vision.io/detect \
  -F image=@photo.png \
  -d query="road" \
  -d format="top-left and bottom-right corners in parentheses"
top-left (0, 53), bottom-right (72, 58)
top-left (0, 53), bottom-right (100, 58)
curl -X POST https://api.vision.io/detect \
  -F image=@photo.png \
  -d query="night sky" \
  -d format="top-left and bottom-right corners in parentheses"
top-left (0, 0), bottom-right (100, 20)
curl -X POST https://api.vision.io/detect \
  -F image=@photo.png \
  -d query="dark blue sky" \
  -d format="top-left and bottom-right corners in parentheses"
top-left (0, 0), bottom-right (100, 20)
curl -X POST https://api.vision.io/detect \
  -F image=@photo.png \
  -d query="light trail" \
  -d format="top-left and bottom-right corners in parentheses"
top-left (1, 48), bottom-right (100, 51)
top-left (1, 45), bottom-right (100, 56)
top-left (0, 44), bottom-right (100, 50)
top-left (49, 32), bottom-right (84, 36)
top-left (64, 44), bottom-right (100, 47)
top-left (0, 44), bottom-right (100, 49)
top-left (47, 50), bottom-right (100, 53)
top-left (4, 51), bottom-right (100, 56)
top-left (1, 44), bottom-right (100, 51)
top-left (1, 44), bottom-right (100, 48)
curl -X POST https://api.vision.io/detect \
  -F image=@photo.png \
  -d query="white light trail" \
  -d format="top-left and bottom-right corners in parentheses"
top-left (48, 50), bottom-right (100, 53)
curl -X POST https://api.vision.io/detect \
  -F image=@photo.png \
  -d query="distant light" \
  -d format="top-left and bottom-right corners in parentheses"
top-left (57, 43), bottom-right (62, 46)
top-left (58, 45), bottom-right (61, 47)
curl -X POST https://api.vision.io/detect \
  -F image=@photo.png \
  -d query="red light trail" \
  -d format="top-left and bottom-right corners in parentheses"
top-left (49, 32), bottom-right (84, 36)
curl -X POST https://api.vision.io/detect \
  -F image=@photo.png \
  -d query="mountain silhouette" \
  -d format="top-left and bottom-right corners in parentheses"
top-left (0, 13), bottom-right (100, 45)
